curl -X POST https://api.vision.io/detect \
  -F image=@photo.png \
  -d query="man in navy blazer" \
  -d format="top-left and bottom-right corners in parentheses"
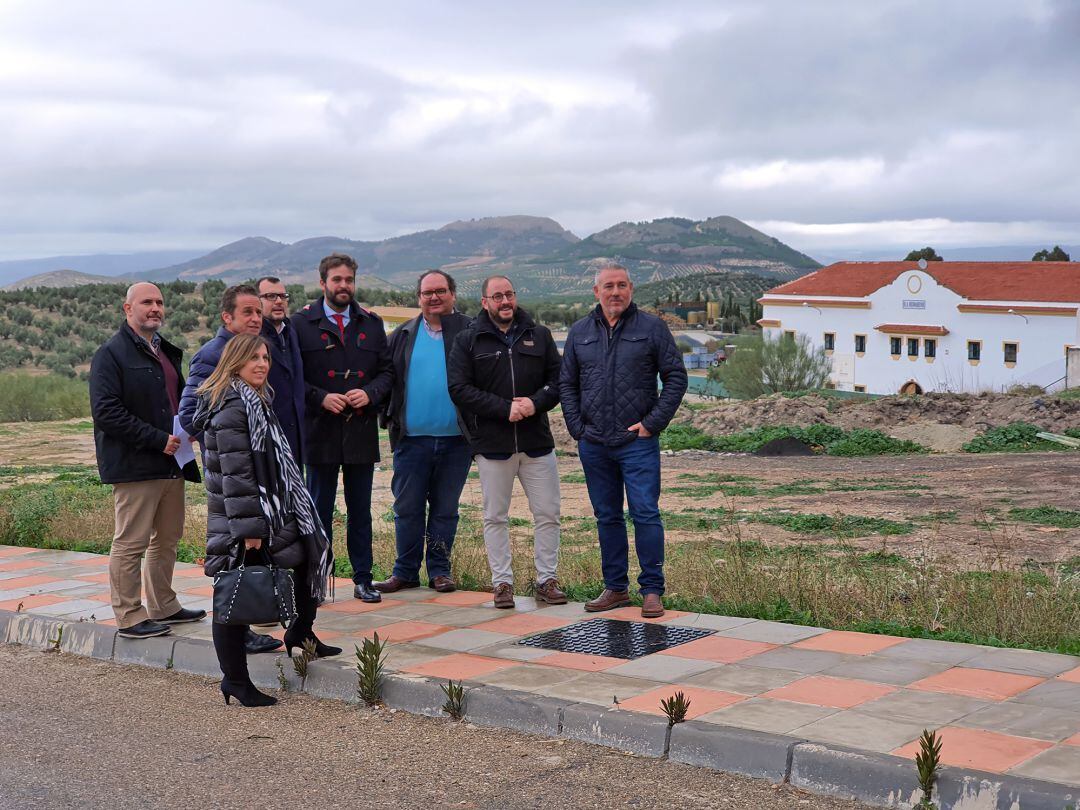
top-left (256, 276), bottom-right (305, 465)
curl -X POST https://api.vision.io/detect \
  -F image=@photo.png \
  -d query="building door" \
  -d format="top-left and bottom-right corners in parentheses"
top-left (899, 380), bottom-right (924, 395)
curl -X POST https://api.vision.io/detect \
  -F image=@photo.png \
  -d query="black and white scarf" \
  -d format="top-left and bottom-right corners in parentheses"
top-left (232, 379), bottom-right (331, 601)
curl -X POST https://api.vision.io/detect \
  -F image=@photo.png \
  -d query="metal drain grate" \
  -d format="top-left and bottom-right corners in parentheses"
top-left (517, 618), bottom-right (714, 660)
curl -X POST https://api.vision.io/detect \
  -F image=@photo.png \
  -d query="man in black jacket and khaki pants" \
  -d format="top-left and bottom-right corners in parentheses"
top-left (448, 275), bottom-right (565, 610)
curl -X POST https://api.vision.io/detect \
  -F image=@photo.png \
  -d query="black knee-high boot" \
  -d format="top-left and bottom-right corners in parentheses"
top-left (213, 622), bottom-right (276, 707)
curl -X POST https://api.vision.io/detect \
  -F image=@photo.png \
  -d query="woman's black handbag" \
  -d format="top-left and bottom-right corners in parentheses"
top-left (213, 549), bottom-right (297, 627)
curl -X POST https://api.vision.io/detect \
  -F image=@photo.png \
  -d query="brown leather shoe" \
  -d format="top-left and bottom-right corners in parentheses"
top-left (641, 593), bottom-right (665, 618)
top-left (493, 582), bottom-right (515, 609)
top-left (535, 578), bottom-right (567, 605)
top-left (429, 575), bottom-right (456, 593)
top-left (373, 575), bottom-right (421, 593)
top-left (584, 589), bottom-right (631, 612)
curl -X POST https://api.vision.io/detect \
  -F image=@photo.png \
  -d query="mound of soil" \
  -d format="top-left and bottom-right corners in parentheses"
top-left (754, 436), bottom-right (816, 456)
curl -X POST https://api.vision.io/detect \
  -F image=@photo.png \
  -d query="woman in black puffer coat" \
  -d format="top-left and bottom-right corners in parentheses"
top-left (193, 334), bottom-right (333, 707)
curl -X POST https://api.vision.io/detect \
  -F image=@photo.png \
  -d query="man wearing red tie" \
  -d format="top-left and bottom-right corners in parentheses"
top-left (292, 254), bottom-right (393, 602)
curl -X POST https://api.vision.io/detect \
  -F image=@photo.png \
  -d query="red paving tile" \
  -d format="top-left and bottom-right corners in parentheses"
top-left (72, 556), bottom-right (111, 567)
top-left (320, 598), bottom-right (405, 614)
top-left (0, 546), bottom-right (35, 558)
top-left (423, 590), bottom-right (494, 607)
top-left (537, 652), bottom-right (626, 672)
top-left (1065, 733), bottom-right (1080, 747)
top-left (269, 627), bottom-right (343, 642)
top-left (0, 559), bottom-right (47, 573)
top-left (893, 727), bottom-right (1052, 773)
top-left (74, 572), bottom-right (112, 584)
top-left (182, 585), bottom-right (215, 598)
top-left (172, 567), bottom-right (206, 578)
top-left (762, 676), bottom-right (895, 709)
top-left (908, 667), bottom-right (1045, 701)
top-left (619, 685), bottom-right (745, 719)
top-left (792, 630), bottom-right (906, 656)
top-left (471, 613), bottom-right (574, 635)
top-left (0, 574), bottom-right (62, 590)
top-left (357, 621), bottom-right (450, 642)
top-left (659, 635), bottom-right (775, 664)
top-left (602, 606), bottom-right (690, 624)
top-left (0, 594), bottom-right (68, 612)
top-left (402, 653), bottom-right (520, 680)
top-left (1057, 666), bottom-right (1080, 684)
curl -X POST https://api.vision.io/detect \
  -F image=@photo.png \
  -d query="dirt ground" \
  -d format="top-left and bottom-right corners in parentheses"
top-left (0, 644), bottom-right (867, 810)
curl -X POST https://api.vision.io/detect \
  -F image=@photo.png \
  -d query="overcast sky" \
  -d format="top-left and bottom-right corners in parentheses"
top-left (2, 0), bottom-right (1078, 262)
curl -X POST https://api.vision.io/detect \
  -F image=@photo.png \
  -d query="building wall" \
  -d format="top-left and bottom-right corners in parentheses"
top-left (761, 269), bottom-right (1079, 394)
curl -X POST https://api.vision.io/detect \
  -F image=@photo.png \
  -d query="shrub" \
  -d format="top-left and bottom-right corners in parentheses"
top-left (659, 424), bottom-right (929, 456)
top-left (0, 372), bottom-right (90, 421)
top-left (962, 422), bottom-right (1079, 453)
top-left (711, 333), bottom-right (831, 399)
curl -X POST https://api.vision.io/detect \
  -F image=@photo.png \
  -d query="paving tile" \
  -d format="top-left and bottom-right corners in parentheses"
top-left (606, 653), bottom-right (721, 681)
top-left (657, 635), bottom-right (775, 664)
top-left (171, 567), bottom-right (206, 578)
top-left (1008, 679), bottom-right (1080, 710)
top-left (684, 664), bottom-right (805, 696)
top-left (893, 726), bottom-right (1052, 774)
top-left (762, 676), bottom-right (895, 709)
top-left (0, 559), bottom-right (50, 573)
top-left (793, 710), bottom-right (928, 753)
top-left (358, 621), bottom-right (451, 643)
top-left (962, 648), bottom-right (1080, 678)
top-left (471, 662), bottom-right (581, 691)
top-left (310, 612), bottom-right (400, 632)
top-left (531, 602), bottom-right (590, 619)
top-left (413, 628), bottom-right (516, 652)
top-left (875, 638), bottom-right (987, 665)
top-left (71, 556), bottom-right (111, 567)
top-left (423, 590), bottom-right (495, 607)
top-left (858, 689), bottom-right (990, 725)
top-left (0, 546), bottom-right (36, 557)
top-left (821, 655), bottom-right (952, 686)
top-left (319, 597), bottom-right (406, 614)
top-left (792, 630), bottom-right (906, 656)
top-left (72, 571), bottom-right (112, 584)
top-left (718, 621), bottom-right (828, 645)
top-left (534, 651), bottom-right (627, 671)
top-left (662, 613), bottom-right (757, 632)
top-left (955, 703), bottom-right (1080, 742)
top-left (0, 579), bottom-right (93, 600)
top-left (471, 612), bottom-right (574, 636)
top-left (909, 667), bottom-right (1045, 701)
top-left (180, 585), bottom-right (215, 598)
top-left (401, 652), bottom-right (520, 680)
top-left (535, 672), bottom-right (660, 706)
top-left (0, 574), bottom-right (63, 591)
top-left (31, 599), bottom-right (110, 617)
top-left (738, 647), bottom-right (857, 674)
top-left (426, 607), bottom-right (506, 627)
top-left (699, 697), bottom-right (837, 734)
top-left (1008, 745), bottom-right (1080, 786)
top-left (0, 594), bottom-right (67, 612)
top-left (1058, 666), bottom-right (1080, 684)
top-left (1066, 733), bottom-right (1080, 746)
top-left (382, 642), bottom-right (452, 671)
top-left (374, 602), bottom-right (457, 621)
top-left (469, 644), bottom-right (557, 663)
top-left (602, 606), bottom-right (691, 624)
top-left (618, 684), bottom-right (745, 719)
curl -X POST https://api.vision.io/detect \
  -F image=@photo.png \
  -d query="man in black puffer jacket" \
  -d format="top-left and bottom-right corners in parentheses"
top-left (559, 263), bottom-right (687, 619)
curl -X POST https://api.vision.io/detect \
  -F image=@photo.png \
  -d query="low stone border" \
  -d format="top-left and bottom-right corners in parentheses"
top-left (3, 609), bottom-right (1077, 810)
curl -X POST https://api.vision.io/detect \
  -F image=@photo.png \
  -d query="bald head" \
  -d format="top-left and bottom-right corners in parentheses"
top-left (123, 282), bottom-right (165, 339)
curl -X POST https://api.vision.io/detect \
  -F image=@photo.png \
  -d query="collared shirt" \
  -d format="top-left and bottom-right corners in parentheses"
top-left (322, 298), bottom-right (350, 329)
top-left (421, 316), bottom-right (443, 340)
top-left (133, 329), bottom-right (161, 355)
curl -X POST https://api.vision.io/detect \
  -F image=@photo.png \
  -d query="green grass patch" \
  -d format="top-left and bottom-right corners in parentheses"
top-left (660, 423), bottom-right (929, 456)
top-left (963, 421), bottom-right (1080, 453)
top-left (559, 472), bottom-right (587, 484)
top-left (1008, 505), bottom-right (1080, 529)
top-left (746, 510), bottom-right (914, 537)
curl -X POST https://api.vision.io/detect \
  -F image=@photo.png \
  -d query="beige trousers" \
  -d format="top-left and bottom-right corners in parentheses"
top-left (109, 478), bottom-right (185, 628)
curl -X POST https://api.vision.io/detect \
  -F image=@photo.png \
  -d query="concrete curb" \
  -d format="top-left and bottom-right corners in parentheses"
top-left (3, 608), bottom-right (1078, 810)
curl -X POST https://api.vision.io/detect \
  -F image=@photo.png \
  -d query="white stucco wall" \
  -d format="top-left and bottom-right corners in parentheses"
top-left (762, 269), bottom-right (1080, 395)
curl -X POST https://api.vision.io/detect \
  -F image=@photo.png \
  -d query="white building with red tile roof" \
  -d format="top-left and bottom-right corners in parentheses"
top-left (758, 261), bottom-right (1080, 395)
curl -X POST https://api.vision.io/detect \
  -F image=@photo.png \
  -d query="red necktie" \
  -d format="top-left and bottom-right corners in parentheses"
top-left (332, 313), bottom-right (346, 342)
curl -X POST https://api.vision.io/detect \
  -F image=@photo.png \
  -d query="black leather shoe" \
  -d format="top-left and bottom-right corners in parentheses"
top-left (159, 607), bottom-right (207, 624)
top-left (117, 619), bottom-right (172, 639)
top-left (244, 629), bottom-right (283, 654)
top-left (354, 582), bottom-right (382, 603)
top-left (373, 575), bottom-right (421, 593)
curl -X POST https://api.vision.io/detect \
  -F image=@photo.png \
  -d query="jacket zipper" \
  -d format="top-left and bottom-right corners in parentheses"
top-left (507, 346), bottom-right (519, 454)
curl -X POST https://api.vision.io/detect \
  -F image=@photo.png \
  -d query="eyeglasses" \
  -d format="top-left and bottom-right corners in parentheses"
top-left (485, 291), bottom-right (516, 303)
top-left (259, 293), bottom-right (290, 301)
top-left (420, 288), bottom-right (450, 299)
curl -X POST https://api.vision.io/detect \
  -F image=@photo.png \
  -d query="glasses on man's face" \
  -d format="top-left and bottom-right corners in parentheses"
top-left (259, 293), bottom-right (290, 302)
top-left (486, 291), bottom-right (516, 303)
top-left (420, 288), bottom-right (450, 299)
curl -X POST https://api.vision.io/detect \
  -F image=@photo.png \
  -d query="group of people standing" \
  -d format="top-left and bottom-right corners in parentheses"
top-left (89, 255), bottom-right (687, 707)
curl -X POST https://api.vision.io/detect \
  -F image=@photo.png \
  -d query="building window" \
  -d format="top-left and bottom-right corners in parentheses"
top-left (1004, 342), bottom-right (1018, 364)
top-left (968, 341), bottom-right (981, 362)
top-left (854, 334), bottom-right (866, 354)
top-left (924, 339), bottom-right (936, 358)
top-left (890, 337), bottom-right (901, 356)
top-left (853, 384), bottom-right (866, 393)
top-left (783, 330), bottom-right (796, 343)
top-left (823, 332), bottom-right (835, 351)
top-left (907, 338), bottom-right (919, 357)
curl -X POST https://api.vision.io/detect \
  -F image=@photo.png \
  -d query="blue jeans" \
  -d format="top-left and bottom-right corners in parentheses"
top-left (390, 434), bottom-right (473, 582)
top-left (306, 463), bottom-right (374, 585)
top-left (578, 436), bottom-right (665, 595)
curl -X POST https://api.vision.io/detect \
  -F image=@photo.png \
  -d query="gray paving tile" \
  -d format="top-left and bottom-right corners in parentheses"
top-left (30, 599), bottom-right (110, 617)
top-left (468, 643), bottom-right (556, 662)
top-left (740, 647), bottom-right (857, 674)
top-left (792, 710), bottom-right (928, 753)
top-left (956, 703), bottom-right (1080, 742)
top-left (312, 612), bottom-right (400, 631)
top-left (472, 663), bottom-right (580, 691)
top-left (875, 638), bottom-right (985, 665)
top-left (374, 602), bottom-right (458, 621)
top-left (962, 648), bottom-right (1080, 678)
top-left (663, 613), bottom-right (757, 631)
top-left (0, 579), bottom-right (94, 600)
top-left (718, 621), bottom-right (828, 644)
top-left (822, 655), bottom-right (952, 686)
top-left (64, 607), bottom-right (116, 621)
top-left (530, 602), bottom-right (589, 618)
top-left (536, 672), bottom-right (659, 706)
top-left (1009, 680), bottom-right (1080, 710)
top-left (684, 664), bottom-right (804, 695)
top-left (699, 697), bottom-right (837, 734)
top-left (1008, 745), bottom-right (1080, 787)
top-left (431, 607), bottom-right (506, 627)
top-left (606, 654), bottom-right (721, 681)
top-left (413, 628), bottom-right (515, 652)
top-left (858, 689), bottom-right (990, 725)
top-left (383, 642), bottom-right (453, 671)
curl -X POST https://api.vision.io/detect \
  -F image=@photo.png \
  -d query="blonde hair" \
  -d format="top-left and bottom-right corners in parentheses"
top-left (196, 333), bottom-right (273, 409)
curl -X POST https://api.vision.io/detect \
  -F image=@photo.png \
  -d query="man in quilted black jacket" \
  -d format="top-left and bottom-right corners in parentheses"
top-left (559, 264), bottom-right (687, 618)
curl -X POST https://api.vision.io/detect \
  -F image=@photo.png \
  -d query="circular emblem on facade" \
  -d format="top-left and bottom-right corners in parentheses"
top-left (906, 274), bottom-right (923, 294)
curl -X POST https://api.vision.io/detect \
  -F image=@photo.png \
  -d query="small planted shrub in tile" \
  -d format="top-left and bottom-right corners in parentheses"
top-left (660, 691), bottom-right (691, 727)
top-left (441, 679), bottom-right (466, 720)
top-left (915, 729), bottom-right (942, 809)
top-left (356, 632), bottom-right (388, 706)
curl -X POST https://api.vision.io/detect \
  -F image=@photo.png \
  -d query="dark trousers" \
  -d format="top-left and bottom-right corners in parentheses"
top-left (578, 436), bottom-right (665, 596)
top-left (390, 434), bottom-right (473, 582)
top-left (306, 462), bottom-right (374, 584)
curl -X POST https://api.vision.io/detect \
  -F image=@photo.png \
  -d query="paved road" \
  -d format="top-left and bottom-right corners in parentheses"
top-left (0, 644), bottom-right (869, 810)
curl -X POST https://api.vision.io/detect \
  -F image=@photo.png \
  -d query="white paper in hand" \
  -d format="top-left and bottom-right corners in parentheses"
top-left (172, 415), bottom-right (196, 469)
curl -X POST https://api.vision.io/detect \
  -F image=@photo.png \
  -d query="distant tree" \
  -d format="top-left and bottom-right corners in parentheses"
top-left (1032, 245), bottom-right (1071, 261)
top-left (904, 247), bottom-right (943, 262)
top-left (711, 333), bottom-right (830, 398)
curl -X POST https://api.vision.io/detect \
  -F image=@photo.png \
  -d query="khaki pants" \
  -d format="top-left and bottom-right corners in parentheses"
top-left (109, 478), bottom-right (185, 628)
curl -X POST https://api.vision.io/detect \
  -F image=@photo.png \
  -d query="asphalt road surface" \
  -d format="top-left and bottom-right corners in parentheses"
top-left (0, 644), bottom-right (869, 809)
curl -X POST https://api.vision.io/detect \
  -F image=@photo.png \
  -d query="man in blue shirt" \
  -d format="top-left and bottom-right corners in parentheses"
top-left (377, 270), bottom-right (473, 593)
